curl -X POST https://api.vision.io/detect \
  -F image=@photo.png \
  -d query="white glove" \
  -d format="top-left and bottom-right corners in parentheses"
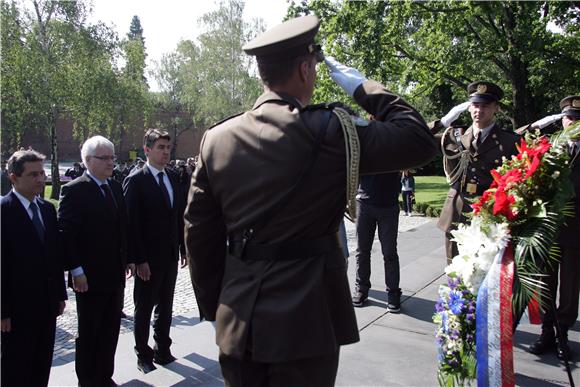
top-left (440, 101), bottom-right (470, 128)
top-left (532, 113), bottom-right (564, 129)
top-left (325, 56), bottom-right (367, 97)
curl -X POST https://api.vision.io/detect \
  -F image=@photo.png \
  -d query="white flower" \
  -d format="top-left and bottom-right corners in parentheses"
top-left (445, 217), bottom-right (511, 292)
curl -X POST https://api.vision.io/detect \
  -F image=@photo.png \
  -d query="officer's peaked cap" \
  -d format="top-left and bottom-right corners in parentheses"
top-left (243, 15), bottom-right (320, 63)
top-left (467, 81), bottom-right (503, 103)
top-left (560, 95), bottom-right (580, 118)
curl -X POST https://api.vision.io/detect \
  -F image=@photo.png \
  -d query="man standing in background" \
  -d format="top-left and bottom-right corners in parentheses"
top-left (351, 172), bottom-right (403, 311)
top-left (58, 136), bottom-right (128, 387)
top-left (123, 128), bottom-right (187, 374)
top-left (1, 149), bottom-right (67, 387)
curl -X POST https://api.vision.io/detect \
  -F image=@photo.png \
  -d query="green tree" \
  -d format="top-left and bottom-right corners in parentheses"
top-left (152, 0), bottom-right (265, 153)
top-left (1, 0), bottom-right (145, 198)
top-left (288, 0), bottom-right (580, 128)
top-left (195, 0), bottom-right (264, 124)
top-left (124, 15), bottom-right (148, 85)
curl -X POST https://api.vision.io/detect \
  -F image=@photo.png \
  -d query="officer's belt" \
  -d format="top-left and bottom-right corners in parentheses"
top-left (228, 233), bottom-right (340, 261)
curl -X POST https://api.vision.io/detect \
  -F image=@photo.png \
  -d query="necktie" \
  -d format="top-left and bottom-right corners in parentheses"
top-left (100, 184), bottom-right (117, 209)
top-left (158, 172), bottom-right (172, 208)
top-left (29, 201), bottom-right (45, 242)
top-left (471, 131), bottom-right (480, 152)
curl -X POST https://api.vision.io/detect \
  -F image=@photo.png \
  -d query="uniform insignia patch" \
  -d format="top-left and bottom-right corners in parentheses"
top-left (477, 84), bottom-right (487, 94)
top-left (573, 99), bottom-right (580, 108)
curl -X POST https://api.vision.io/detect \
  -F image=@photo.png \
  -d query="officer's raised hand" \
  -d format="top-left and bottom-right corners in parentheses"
top-left (440, 102), bottom-right (470, 127)
top-left (325, 56), bottom-right (367, 97)
top-left (531, 113), bottom-right (564, 130)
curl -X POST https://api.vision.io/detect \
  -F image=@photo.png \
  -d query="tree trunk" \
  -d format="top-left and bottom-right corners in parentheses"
top-left (50, 108), bottom-right (61, 200)
top-left (509, 55), bottom-right (535, 129)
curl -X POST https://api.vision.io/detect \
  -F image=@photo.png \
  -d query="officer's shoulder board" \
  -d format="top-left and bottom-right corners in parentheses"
top-left (206, 111), bottom-right (245, 131)
top-left (302, 102), bottom-right (369, 126)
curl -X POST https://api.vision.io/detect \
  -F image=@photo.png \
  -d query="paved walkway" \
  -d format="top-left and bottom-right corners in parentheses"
top-left (49, 215), bottom-right (579, 386)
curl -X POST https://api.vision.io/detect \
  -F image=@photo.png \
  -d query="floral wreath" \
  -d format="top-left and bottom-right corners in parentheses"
top-left (433, 122), bottom-right (579, 386)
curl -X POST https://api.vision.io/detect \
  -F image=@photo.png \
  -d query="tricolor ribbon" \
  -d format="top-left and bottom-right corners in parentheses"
top-left (476, 243), bottom-right (515, 387)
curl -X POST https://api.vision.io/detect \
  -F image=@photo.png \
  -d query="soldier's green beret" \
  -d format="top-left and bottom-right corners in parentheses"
top-left (467, 81), bottom-right (504, 103)
top-left (560, 95), bottom-right (580, 118)
top-left (243, 15), bottom-right (322, 63)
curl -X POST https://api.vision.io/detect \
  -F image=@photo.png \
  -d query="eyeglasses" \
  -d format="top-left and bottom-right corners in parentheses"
top-left (92, 155), bottom-right (117, 162)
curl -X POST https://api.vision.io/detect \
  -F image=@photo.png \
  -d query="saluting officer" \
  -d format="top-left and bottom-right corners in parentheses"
top-left (184, 15), bottom-right (438, 387)
top-left (528, 95), bottom-right (580, 361)
top-left (430, 82), bottom-right (521, 263)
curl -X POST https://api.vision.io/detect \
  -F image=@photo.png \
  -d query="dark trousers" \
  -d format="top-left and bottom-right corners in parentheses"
top-left (1, 304), bottom-right (56, 387)
top-left (133, 260), bottom-right (178, 361)
top-left (402, 191), bottom-right (413, 213)
top-left (445, 232), bottom-right (459, 264)
top-left (75, 289), bottom-right (122, 387)
top-left (543, 246), bottom-right (580, 329)
top-left (354, 201), bottom-right (400, 294)
top-left (219, 350), bottom-right (339, 387)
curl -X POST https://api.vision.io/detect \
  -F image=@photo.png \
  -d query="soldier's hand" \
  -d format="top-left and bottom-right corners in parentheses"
top-left (325, 56), bottom-right (367, 97)
top-left (72, 274), bottom-right (89, 293)
top-left (441, 101), bottom-right (470, 127)
top-left (180, 254), bottom-right (188, 269)
top-left (126, 263), bottom-right (135, 279)
top-left (136, 262), bottom-right (151, 281)
top-left (531, 113), bottom-right (564, 130)
top-left (1, 318), bottom-right (11, 332)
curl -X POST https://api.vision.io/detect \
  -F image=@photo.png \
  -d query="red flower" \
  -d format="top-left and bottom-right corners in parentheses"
top-left (472, 190), bottom-right (493, 214)
top-left (493, 187), bottom-right (517, 220)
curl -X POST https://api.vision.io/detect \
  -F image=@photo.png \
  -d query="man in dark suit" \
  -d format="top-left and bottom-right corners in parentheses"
top-left (184, 15), bottom-right (438, 387)
top-left (429, 82), bottom-right (520, 263)
top-left (58, 135), bottom-right (128, 387)
top-left (528, 95), bottom-right (580, 360)
top-left (123, 129), bottom-right (186, 374)
top-left (1, 149), bottom-right (67, 387)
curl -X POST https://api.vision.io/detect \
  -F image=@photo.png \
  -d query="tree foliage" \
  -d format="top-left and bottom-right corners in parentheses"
top-left (287, 0), bottom-right (580, 128)
top-left (1, 0), bottom-right (152, 198)
top-left (152, 0), bottom-right (264, 135)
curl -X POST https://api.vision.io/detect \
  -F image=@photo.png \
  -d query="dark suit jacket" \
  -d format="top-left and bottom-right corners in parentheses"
top-left (434, 123), bottom-right (520, 232)
top-left (1, 192), bottom-right (67, 320)
top-left (58, 173), bottom-right (127, 292)
top-left (184, 80), bottom-right (438, 362)
top-left (123, 165), bottom-right (185, 269)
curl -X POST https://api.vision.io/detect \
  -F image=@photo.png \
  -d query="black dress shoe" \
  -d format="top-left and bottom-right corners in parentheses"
top-left (153, 352), bottom-right (177, 365)
top-left (528, 331), bottom-right (556, 355)
top-left (557, 335), bottom-right (573, 360)
top-left (137, 360), bottom-right (157, 374)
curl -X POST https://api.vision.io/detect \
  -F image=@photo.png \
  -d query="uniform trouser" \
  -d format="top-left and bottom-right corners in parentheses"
top-left (445, 232), bottom-right (459, 265)
top-left (1, 303), bottom-right (56, 387)
top-left (402, 191), bottom-right (413, 213)
top-left (75, 289), bottom-right (122, 387)
top-left (219, 350), bottom-right (340, 387)
top-left (354, 202), bottom-right (400, 294)
top-left (133, 260), bottom-right (178, 362)
top-left (542, 246), bottom-right (580, 330)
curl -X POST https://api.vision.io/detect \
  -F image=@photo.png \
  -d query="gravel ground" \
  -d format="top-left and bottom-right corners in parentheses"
top-left (53, 212), bottom-right (432, 361)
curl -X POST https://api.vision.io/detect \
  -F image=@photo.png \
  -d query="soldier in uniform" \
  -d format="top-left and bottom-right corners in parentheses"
top-left (184, 15), bottom-right (438, 387)
top-left (430, 82), bottom-right (520, 263)
top-left (528, 95), bottom-right (580, 360)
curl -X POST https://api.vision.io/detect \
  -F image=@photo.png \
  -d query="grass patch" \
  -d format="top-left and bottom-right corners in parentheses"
top-left (414, 175), bottom-right (448, 211)
top-left (43, 185), bottom-right (60, 208)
